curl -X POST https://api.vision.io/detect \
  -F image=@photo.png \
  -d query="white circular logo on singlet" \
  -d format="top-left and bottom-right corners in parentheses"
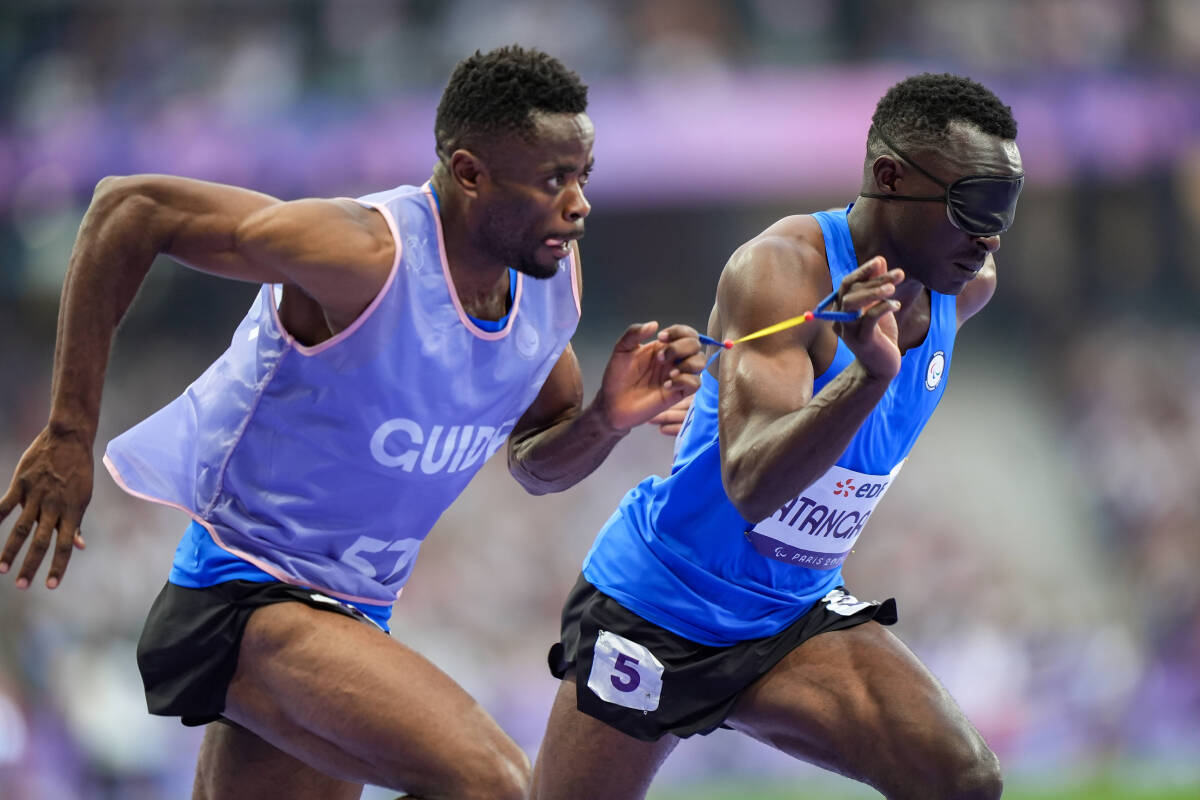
top-left (925, 351), bottom-right (946, 391)
top-left (515, 321), bottom-right (540, 358)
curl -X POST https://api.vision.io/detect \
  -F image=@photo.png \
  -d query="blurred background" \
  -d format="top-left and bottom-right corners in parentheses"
top-left (1, 1), bottom-right (1199, 798)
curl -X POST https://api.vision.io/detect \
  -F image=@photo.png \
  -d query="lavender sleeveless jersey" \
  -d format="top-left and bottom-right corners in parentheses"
top-left (104, 182), bottom-right (581, 606)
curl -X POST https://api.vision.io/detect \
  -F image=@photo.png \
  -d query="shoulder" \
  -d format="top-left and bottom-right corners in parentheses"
top-left (353, 182), bottom-right (429, 209)
top-left (348, 185), bottom-right (430, 235)
top-left (956, 253), bottom-right (997, 327)
top-left (244, 197), bottom-right (395, 260)
top-left (718, 215), bottom-right (830, 313)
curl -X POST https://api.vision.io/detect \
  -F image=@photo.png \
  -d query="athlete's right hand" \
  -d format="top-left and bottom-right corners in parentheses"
top-left (0, 427), bottom-right (92, 589)
top-left (833, 256), bottom-right (905, 381)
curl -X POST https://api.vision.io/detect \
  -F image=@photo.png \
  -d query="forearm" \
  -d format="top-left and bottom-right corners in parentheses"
top-left (47, 178), bottom-right (171, 443)
top-left (724, 360), bottom-right (890, 520)
top-left (507, 396), bottom-right (629, 495)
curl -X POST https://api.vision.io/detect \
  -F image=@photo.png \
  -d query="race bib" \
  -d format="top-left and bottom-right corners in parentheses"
top-left (821, 587), bottom-right (875, 616)
top-left (587, 630), bottom-right (664, 712)
top-left (745, 461), bottom-right (904, 570)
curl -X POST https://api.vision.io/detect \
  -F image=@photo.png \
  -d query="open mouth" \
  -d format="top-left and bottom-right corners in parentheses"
top-left (542, 233), bottom-right (583, 260)
top-left (544, 233), bottom-right (581, 248)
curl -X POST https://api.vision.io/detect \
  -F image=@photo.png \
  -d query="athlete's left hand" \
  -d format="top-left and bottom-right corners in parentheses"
top-left (595, 322), bottom-right (705, 433)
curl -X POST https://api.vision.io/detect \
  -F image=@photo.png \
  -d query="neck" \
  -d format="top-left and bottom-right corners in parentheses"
top-left (429, 166), bottom-right (511, 317)
top-left (847, 198), bottom-right (930, 348)
top-left (846, 198), bottom-right (896, 276)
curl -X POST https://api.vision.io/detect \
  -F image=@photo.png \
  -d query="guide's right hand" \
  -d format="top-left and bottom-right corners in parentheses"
top-left (0, 427), bottom-right (92, 589)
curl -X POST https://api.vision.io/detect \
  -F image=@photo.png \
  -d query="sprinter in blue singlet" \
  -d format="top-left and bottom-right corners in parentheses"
top-left (534, 73), bottom-right (1025, 800)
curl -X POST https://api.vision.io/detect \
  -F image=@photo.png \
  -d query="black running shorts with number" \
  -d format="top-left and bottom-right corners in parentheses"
top-left (547, 574), bottom-right (897, 742)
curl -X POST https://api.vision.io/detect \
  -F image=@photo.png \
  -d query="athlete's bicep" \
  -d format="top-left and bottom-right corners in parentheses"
top-left (229, 199), bottom-right (395, 328)
top-left (115, 175), bottom-right (394, 326)
top-left (99, 174), bottom-right (284, 280)
top-left (715, 239), bottom-right (824, 470)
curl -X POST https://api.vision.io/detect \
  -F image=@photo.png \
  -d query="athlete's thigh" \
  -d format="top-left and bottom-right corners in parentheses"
top-left (725, 622), bottom-right (992, 790)
top-left (530, 674), bottom-right (679, 800)
top-left (223, 601), bottom-right (529, 796)
top-left (193, 720), bottom-right (363, 800)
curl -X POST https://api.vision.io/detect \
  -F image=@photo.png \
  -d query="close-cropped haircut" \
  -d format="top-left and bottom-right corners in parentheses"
top-left (434, 45), bottom-right (588, 160)
top-left (867, 73), bottom-right (1017, 159)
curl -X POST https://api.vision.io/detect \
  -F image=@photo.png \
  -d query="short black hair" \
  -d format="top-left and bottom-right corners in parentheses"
top-left (867, 73), bottom-right (1017, 158)
top-left (435, 45), bottom-right (588, 160)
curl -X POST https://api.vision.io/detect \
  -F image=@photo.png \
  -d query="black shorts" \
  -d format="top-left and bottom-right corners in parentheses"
top-left (136, 579), bottom-right (381, 727)
top-left (547, 575), bottom-right (897, 742)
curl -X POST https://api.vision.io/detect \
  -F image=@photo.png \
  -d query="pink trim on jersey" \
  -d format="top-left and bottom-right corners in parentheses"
top-left (268, 199), bottom-right (405, 357)
top-left (421, 182), bottom-right (522, 341)
top-left (568, 244), bottom-right (582, 318)
top-left (102, 453), bottom-right (401, 606)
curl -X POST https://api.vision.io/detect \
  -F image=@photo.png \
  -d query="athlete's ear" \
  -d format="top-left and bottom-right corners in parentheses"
top-left (870, 154), bottom-right (903, 195)
top-left (448, 149), bottom-right (488, 199)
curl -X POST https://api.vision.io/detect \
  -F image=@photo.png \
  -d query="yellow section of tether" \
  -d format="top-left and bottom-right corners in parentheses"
top-left (730, 311), bottom-right (815, 344)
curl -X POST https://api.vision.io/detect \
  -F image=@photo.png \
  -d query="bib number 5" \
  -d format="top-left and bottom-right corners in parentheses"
top-left (587, 630), bottom-right (664, 712)
top-left (611, 653), bottom-right (641, 692)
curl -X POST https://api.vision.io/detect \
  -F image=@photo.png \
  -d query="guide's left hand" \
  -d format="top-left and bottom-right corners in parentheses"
top-left (596, 322), bottom-right (705, 433)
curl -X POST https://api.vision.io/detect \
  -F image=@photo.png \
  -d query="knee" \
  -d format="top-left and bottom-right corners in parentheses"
top-left (460, 744), bottom-right (531, 800)
top-left (932, 735), bottom-right (1003, 800)
top-left (386, 740), bottom-right (531, 800)
top-left (877, 724), bottom-right (1001, 800)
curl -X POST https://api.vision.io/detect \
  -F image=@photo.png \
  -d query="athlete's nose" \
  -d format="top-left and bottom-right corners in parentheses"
top-left (564, 182), bottom-right (590, 222)
top-left (974, 233), bottom-right (1001, 254)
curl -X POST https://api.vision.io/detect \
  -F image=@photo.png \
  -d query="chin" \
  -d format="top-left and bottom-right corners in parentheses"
top-left (938, 273), bottom-right (976, 295)
top-left (514, 257), bottom-right (560, 280)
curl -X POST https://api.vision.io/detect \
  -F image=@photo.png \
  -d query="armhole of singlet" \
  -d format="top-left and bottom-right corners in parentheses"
top-left (268, 198), bottom-right (405, 357)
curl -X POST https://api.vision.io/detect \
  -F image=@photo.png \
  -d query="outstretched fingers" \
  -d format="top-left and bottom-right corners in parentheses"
top-left (654, 324), bottom-right (703, 363)
top-left (45, 512), bottom-right (84, 589)
top-left (0, 488), bottom-right (78, 589)
top-left (839, 261), bottom-right (904, 315)
top-left (853, 297), bottom-right (902, 339)
top-left (648, 397), bottom-right (692, 436)
top-left (840, 255), bottom-right (890, 286)
top-left (0, 429), bottom-right (95, 589)
top-left (0, 482), bottom-right (19, 524)
top-left (612, 321), bottom-right (659, 354)
top-left (653, 324), bottom-right (705, 391)
top-left (0, 484), bottom-right (21, 575)
top-left (16, 506), bottom-right (60, 590)
top-left (0, 487), bottom-right (34, 577)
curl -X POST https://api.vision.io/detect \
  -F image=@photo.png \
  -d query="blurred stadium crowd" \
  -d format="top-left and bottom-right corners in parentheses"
top-left (1, 1), bottom-right (1199, 798)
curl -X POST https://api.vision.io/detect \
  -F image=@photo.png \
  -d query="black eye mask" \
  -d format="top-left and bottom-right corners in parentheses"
top-left (861, 127), bottom-right (1024, 237)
